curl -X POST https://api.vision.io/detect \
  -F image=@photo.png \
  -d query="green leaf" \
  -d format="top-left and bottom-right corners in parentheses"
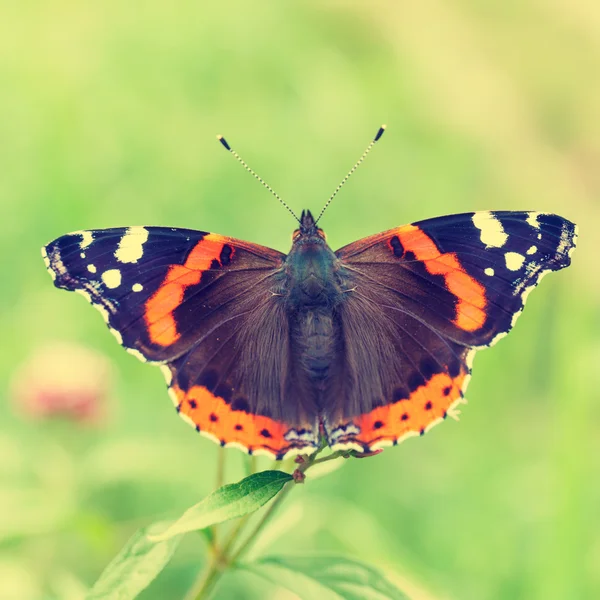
top-left (149, 470), bottom-right (292, 542)
top-left (86, 522), bottom-right (182, 600)
top-left (242, 556), bottom-right (410, 600)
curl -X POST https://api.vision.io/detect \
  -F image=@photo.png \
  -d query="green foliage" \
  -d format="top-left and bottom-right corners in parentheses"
top-left (84, 470), bottom-right (296, 599)
top-left (83, 466), bottom-right (410, 600)
top-left (86, 523), bottom-right (181, 600)
top-left (148, 471), bottom-right (292, 542)
top-left (242, 556), bottom-right (409, 600)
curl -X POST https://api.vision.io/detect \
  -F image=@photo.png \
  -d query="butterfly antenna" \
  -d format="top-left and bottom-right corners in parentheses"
top-left (217, 134), bottom-right (301, 224)
top-left (314, 124), bottom-right (386, 225)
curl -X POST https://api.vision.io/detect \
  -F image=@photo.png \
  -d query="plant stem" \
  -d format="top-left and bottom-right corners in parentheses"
top-left (209, 448), bottom-right (226, 551)
top-left (188, 448), bottom-right (328, 599)
top-left (188, 513), bottom-right (254, 600)
top-left (219, 513), bottom-right (253, 557)
top-left (227, 450), bottom-right (337, 565)
top-left (228, 480), bottom-right (293, 565)
top-left (310, 450), bottom-right (345, 466)
top-left (184, 557), bottom-right (222, 600)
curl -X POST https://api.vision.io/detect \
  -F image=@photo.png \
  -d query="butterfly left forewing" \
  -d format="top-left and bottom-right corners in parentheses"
top-left (44, 226), bottom-right (286, 362)
top-left (326, 211), bottom-right (577, 452)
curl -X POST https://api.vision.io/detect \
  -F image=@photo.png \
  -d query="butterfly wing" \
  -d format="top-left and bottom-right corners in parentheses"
top-left (43, 227), bottom-right (320, 458)
top-left (326, 211), bottom-right (577, 452)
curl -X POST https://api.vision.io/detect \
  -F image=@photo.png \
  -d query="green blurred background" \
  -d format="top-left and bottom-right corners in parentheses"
top-left (1, 1), bottom-right (599, 599)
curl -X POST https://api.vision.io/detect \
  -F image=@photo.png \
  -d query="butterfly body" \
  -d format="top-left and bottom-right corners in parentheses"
top-left (281, 210), bottom-right (345, 414)
top-left (43, 210), bottom-right (577, 459)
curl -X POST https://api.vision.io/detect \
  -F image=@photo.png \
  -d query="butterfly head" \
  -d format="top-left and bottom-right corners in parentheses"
top-left (292, 210), bottom-right (327, 244)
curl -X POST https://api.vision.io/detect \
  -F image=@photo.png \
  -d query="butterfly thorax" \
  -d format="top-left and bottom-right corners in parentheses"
top-left (284, 209), bottom-right (345, 307)
top-left (284, 243), bottom-right (343, 306)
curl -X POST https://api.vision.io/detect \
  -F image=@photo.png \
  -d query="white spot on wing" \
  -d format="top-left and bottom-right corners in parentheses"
top-left (526, 212), bottom-right (541, 229)
top-left (101, 269), bottom-right (122, 289)
top-left (484, 267), bottom-right (494, 276)
top-left (87, 264), bottom-right (97, 274)
top-left (526, 245), bottom-right (537, 255)
top-left (79, 231), bottom-right (94, 249)
top-left (505, 252), bottom-right (525, 271)
top-left (132, 283), bottom-right (143, 292)
top-left (472, 212), bottom-right (508, 248)
top-left (115, 227), bottom-right (149, 264)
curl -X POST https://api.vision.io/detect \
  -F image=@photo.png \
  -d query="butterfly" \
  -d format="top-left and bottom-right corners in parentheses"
top-left (42, 127), bottom-right (577, 460)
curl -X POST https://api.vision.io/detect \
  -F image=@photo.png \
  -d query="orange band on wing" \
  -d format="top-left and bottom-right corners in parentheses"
top-left (329, 370), bottom-right (468, 452)
top-left (145, 235), bottom-right (229, 346)
top-left (396, 225), bottom-right (486, 331)
top-left (171, 384), bottom-right (317, 458)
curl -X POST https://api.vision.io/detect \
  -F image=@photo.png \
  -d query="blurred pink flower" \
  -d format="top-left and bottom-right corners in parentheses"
top-left (10, 341), bottom-right (113, 425)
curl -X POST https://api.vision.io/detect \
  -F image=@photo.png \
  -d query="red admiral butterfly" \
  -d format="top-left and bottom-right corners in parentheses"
top-left (43, 127), bottom-right (577, 459)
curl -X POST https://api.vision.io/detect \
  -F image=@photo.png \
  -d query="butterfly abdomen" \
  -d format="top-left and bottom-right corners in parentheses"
top-left (291, 308), bottom-right (339, 384)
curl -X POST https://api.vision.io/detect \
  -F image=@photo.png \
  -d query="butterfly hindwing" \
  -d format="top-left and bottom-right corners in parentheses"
top-left (323, 271), bottom-right (473, 452)
top-left (326, 211), bottom-right (577, 452)
top-left (164, 283), bottom-right (320, 458)
top-left (44, 226), bottom-right (320, 458)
